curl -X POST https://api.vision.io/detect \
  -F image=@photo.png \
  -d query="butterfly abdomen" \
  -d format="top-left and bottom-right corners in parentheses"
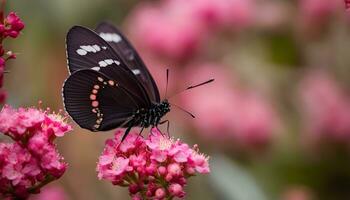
top-left (134, 100), bottom-right (170, 128)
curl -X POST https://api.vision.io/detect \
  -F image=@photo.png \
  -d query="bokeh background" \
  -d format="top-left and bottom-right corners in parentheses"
top-left (2, 0), bottom-right (350, 199)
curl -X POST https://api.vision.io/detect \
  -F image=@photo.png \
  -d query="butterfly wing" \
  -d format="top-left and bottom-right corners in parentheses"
top-left (95, 22), bottom-right (160, 103)
top-left (66, 25), bottom-right (152, 106)
top-left (63, 69), bottom-right (144, 131)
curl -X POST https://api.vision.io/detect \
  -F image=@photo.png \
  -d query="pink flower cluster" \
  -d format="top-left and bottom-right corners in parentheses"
top-left (97, 128), bottom-right (210, 199)
top-left (0, 105), bottom-right (72, 199)
top-left (0, 12), bottom-right (25, 38)
top-left (181, 64), bottom-right (278, 150)
top-left (127, 0), bottom-right (255, 62)
top-left (298, 71), bottom-right (350, 146)
top-left (0, 11), bottom-right (24, 104)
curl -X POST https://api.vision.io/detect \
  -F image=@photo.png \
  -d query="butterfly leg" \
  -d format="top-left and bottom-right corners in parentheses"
top-left (136, 127), bottom-right (145, 140)
top-left (154, 126), bottom-right (165, 136)
top-left (121, 121), bottom-right (134, 143)
top-left (159, 120), bottom-right (170, 137)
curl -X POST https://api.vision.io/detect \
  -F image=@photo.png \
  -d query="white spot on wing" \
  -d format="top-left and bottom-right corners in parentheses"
top-left (76, 44), bottom-right (105, 56)
top-left (105, 59), bottom-right (113, 65)
top-left (81, 45), bottom-right (96, 53)
top-left (99, 32), bottom-right (122, 43)
top-left (76, 49), bottom-right (87, 55)
top-left (99, 61), bottom-right (108, 67)
top-left (96, 59), bottom-right (120, 69)
top-left (132, 69), bottom-right (141, 75)
top-left (92, 45), bottom-right (101, 51)
top-left (91, 67), bottom-right (100, 71)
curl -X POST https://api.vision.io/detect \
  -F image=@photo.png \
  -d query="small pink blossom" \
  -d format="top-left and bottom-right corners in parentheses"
top-left (169, 183), bottom-right (185, 198)
top-left (1, 12), bottom-right (25, 38)
top-left (97, 128), bottom-right (210, 199)
top-left (155, 188), bottom-right (166, 199)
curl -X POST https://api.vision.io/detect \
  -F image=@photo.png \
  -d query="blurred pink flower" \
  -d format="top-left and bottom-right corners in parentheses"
top-left (298, 70), bottom-right (350, 145)
top-left (189, 0), bottom-right (255, 29)
top-left (299, 0), bottom-right (341, 27)
top-left (181, 64), bottom-right (278, 150)
top-left (126, 0), bottom-right (255, 62)
top-left (255, 1), bottom-right (291, 30)
top-left (29, 186), bottom-right (69, 200)
top-left (0, 105), bottom-right (72, 199)
top-left (127, 2), bottom-right (207, 62)
top-left (97, 128), bottom-right (209, 199)
top-left (346, 0), bottom-right (350, 9)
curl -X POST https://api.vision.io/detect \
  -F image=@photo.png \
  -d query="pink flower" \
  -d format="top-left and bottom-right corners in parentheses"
top-left (189, 152), bottom-right (210, 174)
top-left (168, 183), bottom-right (185, 198)
top-left (0, 105), bottom-right (72, 199)
top-left (146, 129), bottom-right (173, 151)
top-left (97, 128), bottom-right (210, 199)
top-left (155, 188), bottom-right (166, 199)
top-left (298, 70), bottom-right (350, 146)
top-left (1, 12), bottom-right (25, 38)
top-left (167, 163), bottom-right (182, 177)
top-left (0, 105), bottom-right (71, 142)
top-left (110, 157), bottom-right (130, 176)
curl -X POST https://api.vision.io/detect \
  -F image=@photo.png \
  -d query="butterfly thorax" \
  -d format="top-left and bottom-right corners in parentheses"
top-left (133, 100), bottom-right (170, 128)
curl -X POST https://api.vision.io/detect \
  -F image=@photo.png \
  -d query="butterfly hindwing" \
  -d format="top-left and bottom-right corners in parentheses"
top-left (95, 22), bottom-right (160, 103)
top-left (63, 69), bottom-right (143, 131)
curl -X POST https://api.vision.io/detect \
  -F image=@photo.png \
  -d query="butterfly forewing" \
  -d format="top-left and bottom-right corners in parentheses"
top-left (95, 22), bottom-right (160, 103)
top-left (63, 69), bottom-right (144, 131)
top-left (66, 26), bottom-right (152, 106)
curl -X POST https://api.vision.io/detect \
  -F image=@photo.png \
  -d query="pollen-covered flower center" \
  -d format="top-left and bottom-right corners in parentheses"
top-left (158, 138), bottom-right (172, 150)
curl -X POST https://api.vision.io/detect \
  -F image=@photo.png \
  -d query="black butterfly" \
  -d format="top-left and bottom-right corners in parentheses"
top-left (62, 22), bottom-right (213, 141)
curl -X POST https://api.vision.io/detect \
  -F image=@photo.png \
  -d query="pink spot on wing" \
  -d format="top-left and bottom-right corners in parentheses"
top-left (92, 101), bottom-right (99, 107)
top-left (90, 94), bottom-right (97, 100)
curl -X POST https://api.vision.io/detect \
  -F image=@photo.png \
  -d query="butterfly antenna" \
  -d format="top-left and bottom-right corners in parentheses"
top-left (186, 79), bottom-right (215, 90)
top-left (165, 68), bottom-right (170, 99)
top-left (170, 103), bottom-right (195, 118)
top-left (169, 78), bottom-right (214, 99)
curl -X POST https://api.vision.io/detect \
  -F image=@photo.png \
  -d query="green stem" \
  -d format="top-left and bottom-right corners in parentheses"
top-left (27, 175), bottom-right (56, 194)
